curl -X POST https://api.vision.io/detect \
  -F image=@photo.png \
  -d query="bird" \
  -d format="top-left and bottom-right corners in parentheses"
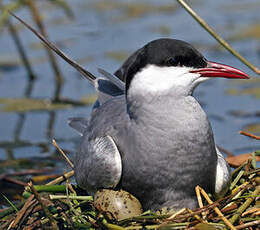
top-left (68, 39), bottom-right (249, 210)
top-left (11, 14), bottom-right (249, 210)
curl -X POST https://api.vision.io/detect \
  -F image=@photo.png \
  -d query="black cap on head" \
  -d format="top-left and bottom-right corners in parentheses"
top-left (114, 38), bottom-right (207, 92)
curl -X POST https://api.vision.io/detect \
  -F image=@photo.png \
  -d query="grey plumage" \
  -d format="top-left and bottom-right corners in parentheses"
top-left (76, 135), bottom-right (122, 194)
top-left (68, 117), bottom-right (89, 136)
top-left (70, 39), bottom-right (247, 211)
top-left (74, 80), bottom-right (217, 210)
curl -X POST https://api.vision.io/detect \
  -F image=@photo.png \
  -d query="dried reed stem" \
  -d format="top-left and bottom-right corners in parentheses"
top-left (46, 170), bottom-right (75, 185)
top-left (197, 186), bottom-right (236, 230)
top-left (195, 185), bottom-right (207, 220)
top-left (176, 0), bottom-right (260, 74)
top-left (52, 139), bottom-right (74, 168)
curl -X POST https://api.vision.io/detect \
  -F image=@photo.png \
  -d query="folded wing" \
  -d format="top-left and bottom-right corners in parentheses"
top-left (75, 135), bottom-right (122, 194)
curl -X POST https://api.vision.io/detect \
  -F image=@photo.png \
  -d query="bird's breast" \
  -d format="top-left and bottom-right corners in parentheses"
top-left (120, 96), bottom-right (217, 195)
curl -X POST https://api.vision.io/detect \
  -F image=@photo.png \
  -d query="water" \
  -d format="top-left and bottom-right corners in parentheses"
top-left (0, 0), bottom-right (259, 195)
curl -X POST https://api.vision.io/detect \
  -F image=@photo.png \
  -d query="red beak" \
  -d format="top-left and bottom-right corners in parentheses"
top-left (190, 61), bottom-right (249, 79)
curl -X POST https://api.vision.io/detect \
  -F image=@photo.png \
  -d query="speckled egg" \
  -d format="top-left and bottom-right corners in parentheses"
top-left (94, 189), bottom-right (143, 220)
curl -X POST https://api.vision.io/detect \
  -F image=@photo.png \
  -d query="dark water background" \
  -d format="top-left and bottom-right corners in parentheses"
top-left (0, 0), bottom-right (259, 204)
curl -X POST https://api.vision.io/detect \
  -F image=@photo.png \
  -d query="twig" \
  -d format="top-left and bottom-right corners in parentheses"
top-left (10, 195), bottom-right (34, 228)
top-left (195, 186), bottom-right (203, 209)
top-left (49, 195), bottom-right (93, 201)
top-left (166, 208), bottom-right (186, 220)
top-left (197, 186), bottom-right (236, 230)
top-left (222, 182), bottom-right (251, 211)
top-left (61, 212), bottom-right (76, 230)
top-left (241, 207), bottom-right (260, 217)
top-left (195, 185), bottom-right (207, 220)
top-left (3, 176), bottom-right (27, 186)
top-left (230, 169), bottom-right (245, 190)
top-left (28, 182), bottom-right (59, 230)
top-left (186, 208), bottom-right (203, 222)
top-left (235, 219), bottom-right (260, 229)
top-left (232, 162), bottom-right (247, 175)
top-left (221, 203), bottom-right (238, 214)
top-left (68, 183), bottom-right (76, 194)
top-left (229, 185), bottom-right (260, 224)
top-left (176, 0), bottom-right (260, 75)
top-left (46, 170), bottom-right (74, 185)
top-left (239, 131), bottom-right (260, 140)
top-left (52, 139), bottom-right (74, 168)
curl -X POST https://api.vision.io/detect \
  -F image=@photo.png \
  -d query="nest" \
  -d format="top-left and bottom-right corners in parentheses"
top-left (0, 142), bottom-right (259, 230)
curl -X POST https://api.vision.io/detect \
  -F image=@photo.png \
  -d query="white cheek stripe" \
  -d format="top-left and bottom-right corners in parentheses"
top-left (129, 65), bottom-right (201, 94)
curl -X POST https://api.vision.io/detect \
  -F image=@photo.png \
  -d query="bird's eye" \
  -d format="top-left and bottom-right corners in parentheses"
top-left (166, 57), bottom-right (179, 66)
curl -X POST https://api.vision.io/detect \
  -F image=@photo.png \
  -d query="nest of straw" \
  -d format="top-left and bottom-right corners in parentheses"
top-left (0, 147), bottom-right (259, 230)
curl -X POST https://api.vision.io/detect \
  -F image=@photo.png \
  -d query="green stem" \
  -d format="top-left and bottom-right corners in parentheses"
top-left (23, 184), bottom-right (68, 198)
top-left (229, 185), bottom-right (260, 224)
top-left (0, 201), bottom-right (24, 219)
top-left (104, 223), bottom-right (126, 230)
top-left (230, 169), bottom-right (244, 190)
